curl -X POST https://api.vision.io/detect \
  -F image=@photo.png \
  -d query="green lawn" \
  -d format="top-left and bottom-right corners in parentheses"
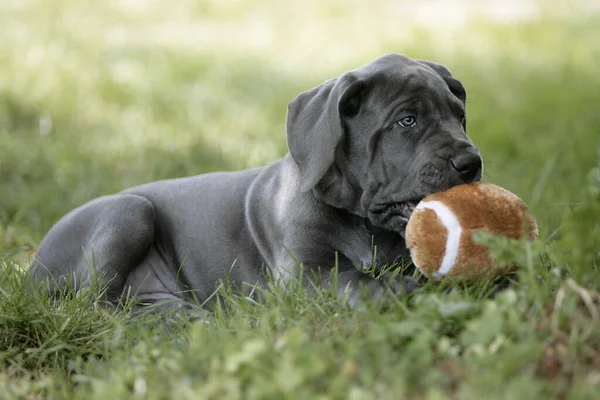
top-left (1, 0), bottom-right (599, 398)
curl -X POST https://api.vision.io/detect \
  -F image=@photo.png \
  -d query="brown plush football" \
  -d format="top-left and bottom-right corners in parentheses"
top-left (405, 182), bottom-right (538, 280)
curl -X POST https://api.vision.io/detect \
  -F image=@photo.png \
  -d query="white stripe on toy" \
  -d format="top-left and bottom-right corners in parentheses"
top-left (414, 200), bottom-right (462, 278)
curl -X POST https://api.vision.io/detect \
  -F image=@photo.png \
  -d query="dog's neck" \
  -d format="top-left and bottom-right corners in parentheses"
top-left (312, 180), bottom-right (409, 263)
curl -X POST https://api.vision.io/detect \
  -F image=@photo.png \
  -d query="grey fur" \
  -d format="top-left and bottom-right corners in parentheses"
top-left (31, 54), bottom-right (482, 309)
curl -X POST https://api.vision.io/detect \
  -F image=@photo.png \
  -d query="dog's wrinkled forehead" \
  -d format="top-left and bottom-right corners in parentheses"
top-left (349, 54), bottom-right (465, 121)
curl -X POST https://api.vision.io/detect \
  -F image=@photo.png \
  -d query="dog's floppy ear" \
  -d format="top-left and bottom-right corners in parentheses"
top-left (287, 74), bottom-right (365, 192)
top-left (418, 60), bottom-right (466, 105)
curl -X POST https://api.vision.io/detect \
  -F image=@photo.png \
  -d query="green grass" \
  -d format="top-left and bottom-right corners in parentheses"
top-left (1, 0), bottom-right (600, 398)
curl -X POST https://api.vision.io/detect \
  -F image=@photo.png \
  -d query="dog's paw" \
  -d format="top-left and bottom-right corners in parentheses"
top-left (385, 275), bottom-right (421, 296)
top-left (345, 274), bottom-right (420, 309)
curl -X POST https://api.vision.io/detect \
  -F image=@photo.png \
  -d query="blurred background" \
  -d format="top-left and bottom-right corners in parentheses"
top-left (1, 0), bottom-right (599, 260)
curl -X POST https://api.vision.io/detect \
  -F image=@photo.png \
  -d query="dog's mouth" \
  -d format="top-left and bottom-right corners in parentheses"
top-left (391, 200), bottom-right (420, 222)
top-left (368, 198), bottom-right (422, 233)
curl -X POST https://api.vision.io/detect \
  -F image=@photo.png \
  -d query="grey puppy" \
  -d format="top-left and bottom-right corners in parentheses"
top-left (32, 53), bottom-right (482, 310)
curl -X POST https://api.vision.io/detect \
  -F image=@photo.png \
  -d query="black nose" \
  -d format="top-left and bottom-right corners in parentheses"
top-left (450, 152), bottom-right (482, 182)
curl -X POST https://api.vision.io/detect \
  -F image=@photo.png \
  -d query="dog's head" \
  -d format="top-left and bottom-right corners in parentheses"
top-left (286, 53), bottom-right (482, 234)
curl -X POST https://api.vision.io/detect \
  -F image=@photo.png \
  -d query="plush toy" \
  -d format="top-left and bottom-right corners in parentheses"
top-left (405, 182), bottom-right (538, 280)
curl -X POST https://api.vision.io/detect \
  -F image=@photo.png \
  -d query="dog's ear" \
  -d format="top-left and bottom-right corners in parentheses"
top-left (418, 60), bottom-right (466, 105)
top-left (287, 74), bottom-right (365, 192)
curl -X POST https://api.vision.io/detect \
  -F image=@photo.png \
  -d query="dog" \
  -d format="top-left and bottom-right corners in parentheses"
top-left (31, 53), bottom-right (482, 310)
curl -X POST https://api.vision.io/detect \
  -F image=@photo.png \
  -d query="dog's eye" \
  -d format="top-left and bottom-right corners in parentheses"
top-left (397, 116), bottom-right (417, 128)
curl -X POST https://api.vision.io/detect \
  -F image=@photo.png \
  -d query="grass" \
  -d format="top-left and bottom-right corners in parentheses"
top-left (1, 0), bottom-right (599, 398)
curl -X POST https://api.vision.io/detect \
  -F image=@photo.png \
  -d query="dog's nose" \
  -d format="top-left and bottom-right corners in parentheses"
top-left (450, 152), bottom-right (482, 182)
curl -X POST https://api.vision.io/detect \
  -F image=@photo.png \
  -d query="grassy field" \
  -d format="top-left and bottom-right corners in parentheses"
top-left (1, 0), bottom-right (600, 398)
